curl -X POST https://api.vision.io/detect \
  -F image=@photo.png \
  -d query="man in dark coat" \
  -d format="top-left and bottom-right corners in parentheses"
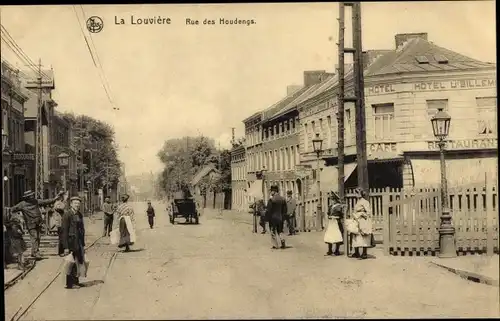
top-left (285, 190), bottom-right (297, 235)
top-left (266, 185), bottom-right (288, 249)
top-left (11, 190), bottom-right (64, 259)
top-left (61, 196), bottom-right (86, 289)
top-left (146, 200), bottom-right (155, 229)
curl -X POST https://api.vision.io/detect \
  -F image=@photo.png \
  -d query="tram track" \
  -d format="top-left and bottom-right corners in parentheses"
top-left (10, 235), bottom-right (106, 321)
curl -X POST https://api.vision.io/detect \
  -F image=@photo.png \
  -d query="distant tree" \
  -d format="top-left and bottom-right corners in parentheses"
top-left (157, 136), bottom-right (217, 194)
top-left (60, 112), bottom-right (121, 192)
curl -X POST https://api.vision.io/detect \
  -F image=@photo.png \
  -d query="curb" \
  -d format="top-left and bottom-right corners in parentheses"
top-left (430, 261), bottom-right (500, 287)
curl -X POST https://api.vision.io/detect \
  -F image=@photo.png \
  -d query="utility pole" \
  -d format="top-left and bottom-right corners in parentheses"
top-left (35, 59), bottom-right (44, 199)
top-left (337, 2), bottom-right (346, 205)
top-left (352, 2), bottom-right (369, 194)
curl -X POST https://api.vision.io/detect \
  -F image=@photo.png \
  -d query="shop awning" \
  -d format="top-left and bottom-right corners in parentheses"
top-left (343, 163), bottom-right (357, 182)
top-left (247, 180), bottom-right (263, 199)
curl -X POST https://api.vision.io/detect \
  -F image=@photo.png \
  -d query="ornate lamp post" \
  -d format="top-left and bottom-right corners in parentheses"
top-left (57, 152), bottom-right (69, 192)
top-left (312, 133), bottom-right (324, 232)
top-left (431, 108), bottom-right (456, 258)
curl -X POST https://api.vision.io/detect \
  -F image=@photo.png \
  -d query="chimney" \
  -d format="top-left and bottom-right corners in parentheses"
top-left (303, 70), bottom-right (328, 87)
top-left (287, 85), bottom-right (301, 96)
top-left (395, 33), bottom-right (428, 49)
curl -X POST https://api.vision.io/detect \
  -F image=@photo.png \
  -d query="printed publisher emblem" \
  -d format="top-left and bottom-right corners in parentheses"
top-left (86, 16), bottom-right (104, 33)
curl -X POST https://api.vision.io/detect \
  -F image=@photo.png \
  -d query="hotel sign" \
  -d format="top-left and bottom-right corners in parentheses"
top-left (365, 78), bottom-right (496, 96)
top-left (413, 78), bottom-right (496, 91)
top-left (427, 138), bottom-right (497, 151)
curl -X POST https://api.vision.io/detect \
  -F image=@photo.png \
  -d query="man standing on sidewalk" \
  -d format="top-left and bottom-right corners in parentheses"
top-left (266, 185), bottom-right (288, 249)
top-left (11, 190), bottom-right (65, 260)
top-left (102, 197), bottom-right (114, 237)
top-left (285, 190), bottom-right (297, 235)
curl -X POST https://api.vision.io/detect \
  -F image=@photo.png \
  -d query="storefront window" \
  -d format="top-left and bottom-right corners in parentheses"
top-left (372, 103), bottom-right (395, 140)
top-left (476, 97), bottom-right (496, 135)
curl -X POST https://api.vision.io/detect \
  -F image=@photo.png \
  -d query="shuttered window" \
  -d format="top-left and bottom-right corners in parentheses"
top-left (476, 97), bottom-right (496, 135)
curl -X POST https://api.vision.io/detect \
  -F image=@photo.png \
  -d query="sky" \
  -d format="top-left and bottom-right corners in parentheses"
top-left (0, 2), bottom-right (496, 177)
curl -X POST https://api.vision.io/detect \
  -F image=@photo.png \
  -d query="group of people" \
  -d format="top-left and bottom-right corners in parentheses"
top-left (254, 185), bottom-right (374, 259)
top-left (4, 190), bottom-right (140, 289)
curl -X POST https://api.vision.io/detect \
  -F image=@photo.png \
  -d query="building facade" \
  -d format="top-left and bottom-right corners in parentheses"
top-left (238, 32), bottom-right (497, 227)
top-left (49, 111), bottom-right (78, 197)
top-left (230, 143), bottom-right (246, 211)
top-left (297, 33), bottom-right (497, 200)
top-left (1, 60), bottom-right (29, 207)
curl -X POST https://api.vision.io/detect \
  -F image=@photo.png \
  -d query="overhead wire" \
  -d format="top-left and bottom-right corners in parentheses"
top-left (72, 6), bottom-right (119, 111)
top-left (0, 25), bottom-right (52, 81)
top-left (79, 5), bottom-right (119, 111)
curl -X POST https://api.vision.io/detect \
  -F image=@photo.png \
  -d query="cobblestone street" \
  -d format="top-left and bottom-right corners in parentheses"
top-left (4, 203), bottom-right (499, 320)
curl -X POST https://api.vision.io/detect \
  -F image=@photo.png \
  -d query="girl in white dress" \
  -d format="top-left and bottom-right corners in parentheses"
top-left (324, 192), bottom-right (345, 256)
top-left (351, 188), bottom-right (373, 260)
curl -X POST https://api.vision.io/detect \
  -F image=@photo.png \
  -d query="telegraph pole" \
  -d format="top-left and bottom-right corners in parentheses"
top-left (352, 2), bottom-right (369, 194)
top-left (35, 59), bottom-right (44, 199)
top-left (337, 2), bottom-right (346, 204)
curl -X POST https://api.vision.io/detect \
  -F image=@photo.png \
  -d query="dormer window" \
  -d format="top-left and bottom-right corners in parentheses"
top-left (434, 54), bottom-right (449, 64)
top-left (415, 56), bottom-right (429, 64)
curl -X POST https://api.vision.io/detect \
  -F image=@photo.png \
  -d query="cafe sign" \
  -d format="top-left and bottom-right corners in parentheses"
top-left (427, 138), bottom-right (497, 151)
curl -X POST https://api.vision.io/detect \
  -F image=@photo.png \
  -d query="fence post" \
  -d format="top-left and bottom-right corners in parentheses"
top-left (382, 187), bottom-right (390, 255)
top-left (486, 173), bottom-right (494, 256)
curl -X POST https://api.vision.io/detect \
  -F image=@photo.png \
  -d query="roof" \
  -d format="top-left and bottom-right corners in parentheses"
top-left (190, 164), bottom-right (218, 186)
top-left (366, 37), bottom-right (495, 77)
top-left (262, 85), bottom-right (310, 120)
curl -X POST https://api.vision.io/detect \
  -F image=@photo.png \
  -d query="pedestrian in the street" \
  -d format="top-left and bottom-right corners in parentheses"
top-left (146, 200), bottom-right (155, 229)
top-left (285, 190), bottom-right (297, 235)
top-left (102, 196), bottom-right (114, 237)
top-left (350, 188), bottom-right (374, 260)
top-left (53, 193), bottom-right (68, 256)
top-left (11, 190), bottom-right (65, 260)
top-left (265, 185), bottom-right (288, 249)
top-left (115, 194), bottom-right (136, 252)
top-left (61, 196), bottom-right (86, 289)
top-left (324, 192), bottom-right (345, 256)
top-left (254, 199), bottom-right (267, 234)
top-left (4, 211), bottom-right (27, 270)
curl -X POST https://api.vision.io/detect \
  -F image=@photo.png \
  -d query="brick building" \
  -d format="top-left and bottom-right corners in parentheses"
top-left (230, 143), bottom-right (246, 211)
top-left (1, 60), bottom-right (29, 207)
top-left (49, 111), bottom-right (78, 196)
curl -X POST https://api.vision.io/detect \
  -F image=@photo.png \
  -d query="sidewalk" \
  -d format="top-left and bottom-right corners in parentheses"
top-left (431, 255), bottom-right (499, 287)
top-left (4, 212), bottom-right (104, 289)
top-left (219, 208), bottom-right (499, 287)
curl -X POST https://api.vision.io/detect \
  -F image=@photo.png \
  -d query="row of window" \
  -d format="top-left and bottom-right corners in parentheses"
top-left (245, 116), bottom-right (300, 147)
top-left (2, 107), bottom-right (24, 152)
top-left (247, 144), bottom-right (301, 173)
top-left (301, 97), bottom-right (497, 150)
top-left (231, 165), bottom-right (247, 181)
top-left (232, 188), bottom-right (247, 207)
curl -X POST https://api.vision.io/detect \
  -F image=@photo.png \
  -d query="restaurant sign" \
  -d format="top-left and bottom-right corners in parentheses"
top-left (427, 138), bottom-right (497, 151)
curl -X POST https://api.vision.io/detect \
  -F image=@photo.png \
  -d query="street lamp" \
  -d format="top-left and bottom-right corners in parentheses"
top-left (431, 107), bottom-right (456, 258)
top-left (312, 133), bottom-right (324, 232)
top-left (2, 129), bottom-right (8, 151)
top-left (57, 152), bottom-right (69, 192)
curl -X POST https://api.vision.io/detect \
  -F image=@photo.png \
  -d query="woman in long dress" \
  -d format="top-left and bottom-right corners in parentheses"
top-left (324, 192), bottom-right (344, 256)
top-left (351, 188), bottom-right (373, 260)
top-left (114, 194), bottom-right (136, 252)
